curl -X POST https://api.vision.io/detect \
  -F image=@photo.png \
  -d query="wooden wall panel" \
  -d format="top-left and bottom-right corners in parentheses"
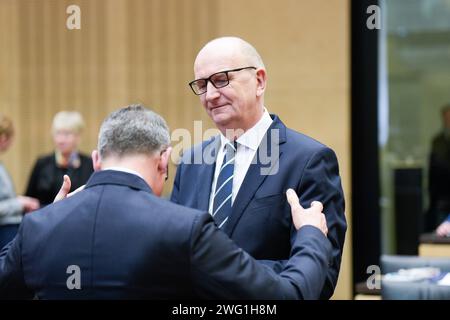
top-left (0, 0), bottom-right (351, 299)
top-left (212, 0), bottom-right (351, 300)
top-left (0, 0), bottom-right (218, 196)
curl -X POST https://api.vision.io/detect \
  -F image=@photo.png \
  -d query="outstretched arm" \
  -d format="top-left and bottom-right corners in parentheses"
top-left (191, 189), bottom-right (332, 300)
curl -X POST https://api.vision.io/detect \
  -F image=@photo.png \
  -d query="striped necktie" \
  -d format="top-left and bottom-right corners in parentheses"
top-left (212, 141), bottom-right (237, 228)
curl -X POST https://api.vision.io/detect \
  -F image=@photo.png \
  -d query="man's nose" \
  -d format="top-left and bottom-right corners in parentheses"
top-left (205, 81), bottom-right (220, 101)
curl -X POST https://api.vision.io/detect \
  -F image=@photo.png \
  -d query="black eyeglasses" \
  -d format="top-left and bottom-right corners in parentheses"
top-left (188, 66), bottom-right (256, 95)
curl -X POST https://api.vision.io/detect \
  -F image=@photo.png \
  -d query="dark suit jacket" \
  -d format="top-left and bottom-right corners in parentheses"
top-left (25, 153), bottom-right (93, 206)
top-left (171, 114), bottom-right (347, 299)
top-left (0, 170), bottom-right (332, 299)
top-left (427, 132), bottom-right (450, 230)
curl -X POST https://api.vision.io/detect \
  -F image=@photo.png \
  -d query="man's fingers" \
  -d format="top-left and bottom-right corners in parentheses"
top-left (286, 189), bottom-right (304, 210)
top-left (53, 175), bottom-right (71, 203)
top-left (310, 200), bottom-right (323, 212)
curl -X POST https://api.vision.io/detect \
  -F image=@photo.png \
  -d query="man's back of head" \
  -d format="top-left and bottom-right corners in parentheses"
top-left (93, 104), bottom-right (171, 196)
top-left (97, 105), bottom-right (170, 160)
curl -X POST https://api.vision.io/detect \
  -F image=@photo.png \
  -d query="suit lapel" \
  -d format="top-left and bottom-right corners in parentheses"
top-left (223, 115), bottom-right (287, 236)
top-left (195, 136), bottom-right (221, 211)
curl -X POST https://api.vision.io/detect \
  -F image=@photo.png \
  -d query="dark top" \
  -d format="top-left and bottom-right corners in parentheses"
top-left (25, 153), bottom-right (93, 206)
top-left (0, 170), bottom-right (332, 299)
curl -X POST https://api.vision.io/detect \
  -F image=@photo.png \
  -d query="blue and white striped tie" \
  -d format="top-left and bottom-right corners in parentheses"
top-left (212, 141), bottom-right (237, 228)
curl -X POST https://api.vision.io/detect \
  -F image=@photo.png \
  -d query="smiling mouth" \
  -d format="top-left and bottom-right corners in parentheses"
top-left (210, 104), bottom-right (227, 111)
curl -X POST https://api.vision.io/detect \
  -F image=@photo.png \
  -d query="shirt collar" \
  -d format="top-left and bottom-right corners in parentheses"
top-left (218, 108), bottom-right (272, 151)
top-left (103, 167), bottom-right (145, 181)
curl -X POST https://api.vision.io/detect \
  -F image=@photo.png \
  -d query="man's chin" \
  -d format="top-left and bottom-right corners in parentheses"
top-left (211, 114), bottom-right (232, 127)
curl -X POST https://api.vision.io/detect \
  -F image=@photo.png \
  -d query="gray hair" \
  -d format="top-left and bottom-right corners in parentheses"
top-left (98, 104), bottom-right (170, 159)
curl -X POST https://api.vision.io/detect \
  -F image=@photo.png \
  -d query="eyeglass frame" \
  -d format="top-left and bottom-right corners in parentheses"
top-left (188, 66), bottom-right (257, 95)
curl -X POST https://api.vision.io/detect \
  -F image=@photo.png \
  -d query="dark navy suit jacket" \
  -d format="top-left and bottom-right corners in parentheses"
top-left (171, 114), bottom-right (347, 299)
top-left (0, 170), bottom-right (332, 299)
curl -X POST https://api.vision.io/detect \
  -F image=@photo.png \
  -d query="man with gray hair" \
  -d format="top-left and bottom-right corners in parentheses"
top-left (0, 105), bottom-right (331, 299)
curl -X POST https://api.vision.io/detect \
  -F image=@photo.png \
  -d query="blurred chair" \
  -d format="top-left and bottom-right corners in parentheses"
top-left (381, 255), bottom-right (450, 299)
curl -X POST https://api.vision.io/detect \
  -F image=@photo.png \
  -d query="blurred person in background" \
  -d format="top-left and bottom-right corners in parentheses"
top-left (426, 104), bottom-right (450, 232)
top-left (25, 111), bottom-right (93, 206)
top-left (436, 214), bottom-right (450, 237)
top-left (172, 37), bottom-right (346, 299)
top-left (0, 113), bottom-right (39, 248)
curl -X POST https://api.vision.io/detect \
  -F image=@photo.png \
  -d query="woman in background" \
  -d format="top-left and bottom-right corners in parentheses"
top-left (25, 111), bottom-right (93, 206)
top-left (0, 114), bottom-right (39, 248)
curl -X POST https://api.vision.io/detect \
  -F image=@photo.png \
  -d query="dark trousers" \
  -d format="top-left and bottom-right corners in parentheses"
top-left (0, 224), bottom-right (20, 251)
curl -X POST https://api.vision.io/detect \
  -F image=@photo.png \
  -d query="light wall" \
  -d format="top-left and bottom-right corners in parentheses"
top-left (0, 0), bottom-right (351, 299)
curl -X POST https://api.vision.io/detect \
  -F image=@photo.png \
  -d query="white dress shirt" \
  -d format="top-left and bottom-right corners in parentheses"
top-left (208, 109), bottom-right (273, 215)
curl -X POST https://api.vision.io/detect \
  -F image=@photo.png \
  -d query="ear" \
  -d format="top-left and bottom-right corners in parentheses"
top-left (255, 68), bottom-right (267, 97)
top-left (158, 147), bottom-right (172, 177)
top-left (91, 150), bottom-right (102, 171)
